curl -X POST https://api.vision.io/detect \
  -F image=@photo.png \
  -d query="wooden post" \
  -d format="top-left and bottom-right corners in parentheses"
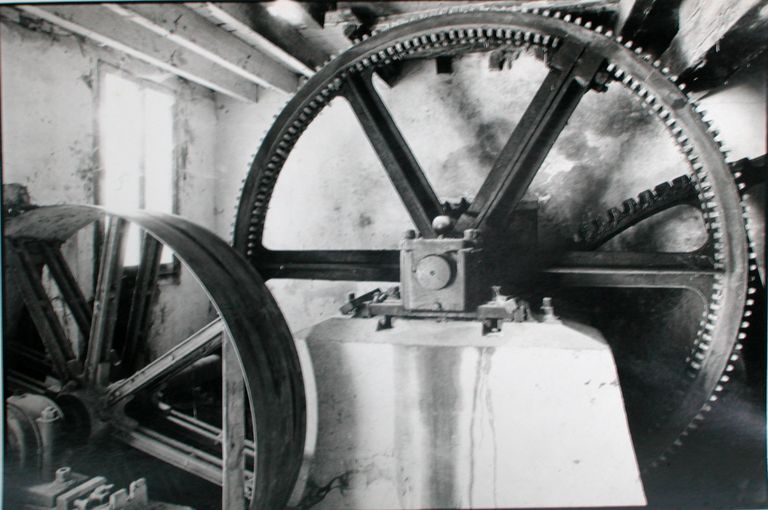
top-left (222, 336), bottom-right (247, 510)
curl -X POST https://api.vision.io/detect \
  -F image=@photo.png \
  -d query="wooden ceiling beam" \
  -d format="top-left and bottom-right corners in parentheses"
top-left (615, 0), bottom-right (682, 57)
top-left (111, 4), bottom-right (299, 94)
top-left (189, 2), bottom-right (328, 78)
top-left (662, 0), bottom-right (768, 83)
top-left (18, 4), bottom-right (262, 102)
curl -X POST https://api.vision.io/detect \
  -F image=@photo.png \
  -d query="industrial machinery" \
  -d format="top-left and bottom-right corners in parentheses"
top-left (4, 5), bottom-right (762, 510)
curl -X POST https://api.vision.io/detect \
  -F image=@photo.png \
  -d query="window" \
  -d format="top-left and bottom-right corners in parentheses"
top-left (99, 68), bottom-right (176, 269)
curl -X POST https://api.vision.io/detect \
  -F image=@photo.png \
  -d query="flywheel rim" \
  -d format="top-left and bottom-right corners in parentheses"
top-left (5, 204), bottom-right (305, 509)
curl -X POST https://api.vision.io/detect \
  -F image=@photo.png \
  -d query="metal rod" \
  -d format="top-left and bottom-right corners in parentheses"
top-left (122, 231), bottom-right (162, 371)
top-left (163, 406), bottom-right (256, 458)
top-left (115, 426), bottom-right (223, 485)
top-left (106, 318), bottom-right (224, 407)
top-left (84, 216), bottom-right (127, 386)
top-left (113, 425), bottom-right (255, 495)
top-left (255, 248), bottom-right (400, 281)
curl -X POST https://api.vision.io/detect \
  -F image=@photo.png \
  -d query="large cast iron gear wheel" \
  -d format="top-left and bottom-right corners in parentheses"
top-left (4, 206), bottom-right (305, 509)
top-left (233, 6), bottom-right (750, 472)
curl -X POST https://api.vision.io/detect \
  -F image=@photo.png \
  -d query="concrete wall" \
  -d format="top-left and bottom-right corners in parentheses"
top-left (1, 16), bottom-right (219, 355)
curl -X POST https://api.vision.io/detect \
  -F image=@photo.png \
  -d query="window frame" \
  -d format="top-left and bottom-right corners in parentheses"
top-left (95, 62), bottom-right (181, 282)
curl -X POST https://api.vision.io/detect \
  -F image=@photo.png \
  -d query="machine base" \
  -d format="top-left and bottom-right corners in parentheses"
top-left (293, 317), bottom-right (646, 509)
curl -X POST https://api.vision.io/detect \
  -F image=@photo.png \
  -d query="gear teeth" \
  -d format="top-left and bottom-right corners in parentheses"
top-left (638, 189), bottom-right (654, 206)
top-left (240, 9), bottom-right (754, 471)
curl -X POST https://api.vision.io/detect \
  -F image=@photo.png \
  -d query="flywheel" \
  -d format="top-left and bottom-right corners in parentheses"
top-left (233, 6), bottom-right (751, 470)
top-left (4, 205), bottom-right (305, 509)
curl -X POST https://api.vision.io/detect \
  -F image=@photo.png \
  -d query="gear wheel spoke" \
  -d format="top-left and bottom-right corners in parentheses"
top-left (343, 71), bottom-right (443, 237)
top-left (233, 6), bottom-right (750, 470)
top-left (550, 250), bottom-right (718, 302)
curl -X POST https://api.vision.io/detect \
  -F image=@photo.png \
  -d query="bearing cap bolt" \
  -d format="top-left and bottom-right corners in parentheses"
top-left (542, 297), bottom-right (557, 322)
top-left (39, 406), bottom-right (60, 422)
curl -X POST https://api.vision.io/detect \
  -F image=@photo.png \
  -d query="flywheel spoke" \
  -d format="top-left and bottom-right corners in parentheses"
top-left (7, 240), bottom-right (79, 380)
top-left (343, 71), bottom-right (442, 237)
top-left (84, 216), bottom-right (128, 386)
top-left (254, 248), bottom-right (399, 281)
top-left (121, 232), bottom-right (163, 372)
top-left (456, 39), bottom-right (605, 232)
top-left (106, 319), bottom-right (225, 407)
top-left (38, 242), bottom-right (93, 341)
top-left (548, 250), bottom-right (720, 301)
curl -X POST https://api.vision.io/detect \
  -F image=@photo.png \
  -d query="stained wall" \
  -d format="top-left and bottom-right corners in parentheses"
top-left (1, 15), bottom-right (219, 355)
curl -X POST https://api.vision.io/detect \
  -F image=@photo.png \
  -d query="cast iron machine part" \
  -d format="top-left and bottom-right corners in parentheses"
top-left (4, 205), bottom-right (305, 509)
top-left (3, 5), bottom-right (759, 510)
top-left (233, 5), bottom-right (753, 474)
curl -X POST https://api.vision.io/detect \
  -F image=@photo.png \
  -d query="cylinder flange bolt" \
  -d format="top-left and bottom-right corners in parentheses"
top-left (431, 215), bottom-right (453, 236)
top-left (542, 297), bottom-right (558, 323)
top-left (463, 229), bottom-right (479, 242)
top-left (55, 467), bottom-right (72, 484)
top-left (403, 229), bottom-right (416, 240)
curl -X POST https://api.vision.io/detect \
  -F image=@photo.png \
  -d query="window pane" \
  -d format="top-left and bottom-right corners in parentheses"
top-left (101, 72), bottom-right (176, 267)
top-left (144, 88), bottom-right (174, 214)
top-left (100, 72), bottom-right (142, 265)
top-left (100, 72), bottom-right (142, 210)
top-left (143, 88), bottom-right (175, 264)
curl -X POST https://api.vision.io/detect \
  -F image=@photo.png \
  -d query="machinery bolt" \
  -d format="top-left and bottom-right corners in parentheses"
top-left (541, 297), bottom-right (558, 323)
top-left (492, 285), bottom-right (504, 302)
top-left (377, 315), bottom-right (392, 331)
top-left (55, 467), bottom-right (71, 483)
top-left (403, 229), bottom-right (416, 239)
top-left (39, 406), bottom-right (60, 421)
top-left (463, 229), bottom-right (479, 242)
top-left (431, 215), bottom-right (453, 236)
top-left (591, 70), bottom-right (611, 92)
